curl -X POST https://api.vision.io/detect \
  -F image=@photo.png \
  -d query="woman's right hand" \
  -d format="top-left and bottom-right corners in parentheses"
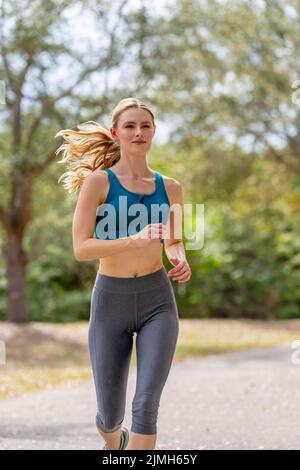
top-left (129, 223), bottom-right (167, 248)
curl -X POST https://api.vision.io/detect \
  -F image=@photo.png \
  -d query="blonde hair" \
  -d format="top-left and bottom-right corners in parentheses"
top-left (55, 97), bottom-right (155, 193)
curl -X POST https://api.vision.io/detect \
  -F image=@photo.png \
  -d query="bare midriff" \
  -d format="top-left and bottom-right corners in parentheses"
top-left (97, 242), bottom-right (164, 278)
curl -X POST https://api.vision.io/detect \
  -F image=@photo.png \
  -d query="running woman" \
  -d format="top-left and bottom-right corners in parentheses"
top-left (55, 97), bottom-right (191, 450)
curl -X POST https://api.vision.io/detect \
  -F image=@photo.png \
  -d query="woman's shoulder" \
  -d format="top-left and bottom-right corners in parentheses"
top-left (84, 169), bottom-right (110, 206)
top-left (93, 167), bottom-right (109, 177)
top-left (158, 171), bottom-right (182, 190)
top-left (157, 172), bottom-right (182, 207)
top-left (84, 169), bottom-right (109, 190)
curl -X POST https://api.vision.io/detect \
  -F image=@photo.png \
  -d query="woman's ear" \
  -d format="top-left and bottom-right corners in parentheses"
top-left (110, 127), bottom-right (117, 139)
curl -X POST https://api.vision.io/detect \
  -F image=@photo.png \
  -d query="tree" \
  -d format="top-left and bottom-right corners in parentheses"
top-left (130, 0), bottom-right (300, 176)
top-left (0, 0), bottom-right (136, 322)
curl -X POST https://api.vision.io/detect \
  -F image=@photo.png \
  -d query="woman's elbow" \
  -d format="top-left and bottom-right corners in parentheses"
top-left (74, 249), bottom-right (83, 261)
top-left (73, 242), bottom-right (83, 261)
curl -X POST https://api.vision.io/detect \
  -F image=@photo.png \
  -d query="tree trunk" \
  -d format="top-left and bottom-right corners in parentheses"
top-left (2, 232), bottom-right (29, 323)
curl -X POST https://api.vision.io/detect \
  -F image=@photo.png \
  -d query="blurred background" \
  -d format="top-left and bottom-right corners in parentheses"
top-left (1, 0), bottom-right (300, 402)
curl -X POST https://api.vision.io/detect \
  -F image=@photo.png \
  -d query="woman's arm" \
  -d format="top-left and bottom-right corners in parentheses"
top-left (72, 172), bottom-right (132, 261)
top-left (164, 179), bottom-right (191, 283)
top-left (75, 237), bottom-right (133, 261)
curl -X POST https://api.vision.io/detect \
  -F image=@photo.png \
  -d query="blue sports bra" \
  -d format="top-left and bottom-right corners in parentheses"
top-left (94, 167), bottom-right (170, 244)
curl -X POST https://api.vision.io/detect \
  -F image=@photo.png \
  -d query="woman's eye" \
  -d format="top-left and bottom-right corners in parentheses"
top-left (125, 125), bottom-right (150, 128)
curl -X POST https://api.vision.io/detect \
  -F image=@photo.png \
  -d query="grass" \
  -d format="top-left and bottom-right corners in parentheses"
top-left (1, 318), bottom-right (300, 399)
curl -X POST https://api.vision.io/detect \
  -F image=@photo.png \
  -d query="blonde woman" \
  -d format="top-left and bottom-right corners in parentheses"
top-left (55, 97), bottom-right (191, 450)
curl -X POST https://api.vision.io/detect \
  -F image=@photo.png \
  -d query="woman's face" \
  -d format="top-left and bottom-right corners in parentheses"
top-left (110, 107), bottom-right (155, 153)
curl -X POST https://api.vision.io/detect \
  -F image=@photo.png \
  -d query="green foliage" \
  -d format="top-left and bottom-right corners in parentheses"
top-left (1, 0), bottom-right (300, 322)
top-left (25, 247), bottom-right (96, 323)
top-left (177, 158), bottom-right (300, 319)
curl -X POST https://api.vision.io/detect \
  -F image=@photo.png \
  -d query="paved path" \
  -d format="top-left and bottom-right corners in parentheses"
top-left (1, 343), bottom-right (299, 450)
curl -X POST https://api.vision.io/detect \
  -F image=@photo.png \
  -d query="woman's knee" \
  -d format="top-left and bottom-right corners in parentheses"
top-left (96, 412), bottom-right (124, 433)
top-left (131, 392), bottom-right (160, 435)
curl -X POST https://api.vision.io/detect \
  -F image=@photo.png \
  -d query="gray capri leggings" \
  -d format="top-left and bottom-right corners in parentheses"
top-left (88, 265), bottom-right (179, 435)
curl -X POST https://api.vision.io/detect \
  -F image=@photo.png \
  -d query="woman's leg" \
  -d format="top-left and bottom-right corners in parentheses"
top-left (88, 286), bottom-right (135, 449)
top-left (96, 426), bottom-right (123, 450)
top-left (126, 283), bottom-right (179, 450)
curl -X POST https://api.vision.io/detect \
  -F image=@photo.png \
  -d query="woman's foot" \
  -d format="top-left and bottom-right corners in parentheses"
top-left (102, 427), bottom-right (129, 450)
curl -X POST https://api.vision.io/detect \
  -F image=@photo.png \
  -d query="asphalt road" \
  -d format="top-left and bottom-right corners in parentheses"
top-left (0, 343), bottom-right (299, 450)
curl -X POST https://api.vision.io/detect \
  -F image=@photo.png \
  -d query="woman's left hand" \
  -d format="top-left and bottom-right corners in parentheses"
top-left (167, 257), bottom-right (191, 283)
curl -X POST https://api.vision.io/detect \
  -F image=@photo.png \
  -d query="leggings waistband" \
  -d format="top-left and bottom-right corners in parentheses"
top-left (93, 266), bottom-right (170, 293)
